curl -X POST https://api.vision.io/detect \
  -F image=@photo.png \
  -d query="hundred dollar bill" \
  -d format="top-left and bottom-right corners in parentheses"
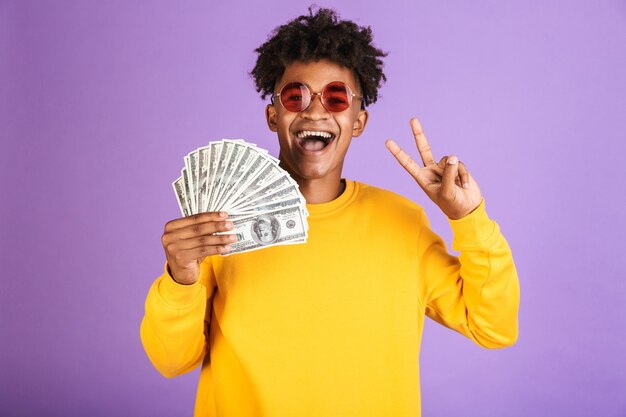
top-left (231, 175), bottom-right (299, 211)
top-left (190, 150), bottom-right (200, 211)
top-left (205, 141), bottom-right (223, 211)
top-left (219, 155), bottom-right (271, 211)
top-left (197, 146), bottom-right (211, 213)
top-left (208, 142), bottom-right (233, 211)
top-left (181, 167), bottom-right (195, 215)
top-left (184, 156), bottom-right (196, 214)
top-left (231, 186), bottom-right (309, 221)
top-left (224, 161), bottom-right (284, 208)
top-left (223, 205), bottom-right (308, 255)
top-left (231, 197), bottom-right (302, 216)
top-left (215, 145), bottom-right (256, 211)
top-left (172, 176), bottom-right (191, 217)
top-left (212, 140), bottom-right (248, 210)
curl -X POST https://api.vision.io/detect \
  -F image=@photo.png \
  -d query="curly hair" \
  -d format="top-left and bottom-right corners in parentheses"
top-left (251, 7), bottom-right (387, 107)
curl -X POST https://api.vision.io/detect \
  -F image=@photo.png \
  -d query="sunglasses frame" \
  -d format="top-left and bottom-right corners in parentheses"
top-left (271, 81), bottom-right (364, 113)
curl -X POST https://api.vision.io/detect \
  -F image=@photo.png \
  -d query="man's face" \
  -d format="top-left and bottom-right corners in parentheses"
top-left (265, 59), bottom-right (368, 183)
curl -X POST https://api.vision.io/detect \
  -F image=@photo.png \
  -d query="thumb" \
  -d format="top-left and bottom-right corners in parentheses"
top-left (441, 155), bottom-right (459, 198)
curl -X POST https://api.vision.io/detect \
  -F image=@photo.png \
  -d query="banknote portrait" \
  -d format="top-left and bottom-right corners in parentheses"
top-left (251, 215), bottom-right (280, 245)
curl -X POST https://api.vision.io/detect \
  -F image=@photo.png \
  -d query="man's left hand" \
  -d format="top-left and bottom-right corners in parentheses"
top-left (386, 117), bottom-right (483, 220)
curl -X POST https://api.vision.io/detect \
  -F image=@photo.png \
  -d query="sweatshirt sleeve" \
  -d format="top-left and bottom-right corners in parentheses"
top-left (140, 258), bottom-right (217, 378)
top-left (417, 199), bottom-right (520, 348)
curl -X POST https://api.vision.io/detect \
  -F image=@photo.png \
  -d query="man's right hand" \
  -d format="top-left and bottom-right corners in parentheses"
top-left (161, 212), bottom-right (236, 285)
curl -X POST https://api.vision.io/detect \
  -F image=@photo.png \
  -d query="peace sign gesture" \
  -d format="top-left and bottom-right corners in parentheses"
top-left (385, 117), bottom-right (483, 220)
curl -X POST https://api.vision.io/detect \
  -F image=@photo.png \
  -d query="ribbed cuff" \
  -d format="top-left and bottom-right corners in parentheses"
top-left (448, 199), bottom-right (499, 250)
top-left (156, 261), bottom-right (204, 308)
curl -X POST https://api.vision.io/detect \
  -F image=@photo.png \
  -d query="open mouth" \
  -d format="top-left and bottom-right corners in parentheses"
top-left (295, 130), bottom-right (336, 151)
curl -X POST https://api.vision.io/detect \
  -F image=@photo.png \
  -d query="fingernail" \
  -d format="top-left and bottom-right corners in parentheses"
top-left (463, 182), bottom-right (469, 189)
top-left (225, 222), bottom-right (234, 229)
top-left (229, 234), bottom-right (237, 242)
top-left (448, 156), bottom-right (458, 165)
top-left (219, 211), bottom-right (227, 217)
top-left (222, 245), bottom-right (232, 252)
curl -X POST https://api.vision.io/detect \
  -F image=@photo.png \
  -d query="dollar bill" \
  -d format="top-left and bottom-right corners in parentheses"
top-left (190, 150), bottom-right (200, 211)
top-left (181, 167), bottom-right (195, 215)
top-left (223, 205), bottom-right (308, 255)
top-left (204, 141), bottom-right (223, 212)
top-left (172, 176), bottom-right (191, 217)
top-left (183, 156), bottom-right (194, 214)
top-left (211, 140), bottom-right (248, 210)
top-left (231, 175), bottom-right (299, 211)
top-left (197, 146), bottom-right (211, 213)
top-left (209, 142), bottom-right (234, 211)
top-left (215, 145), bottom-right (255, 211)
top-left (219, 155), bottom-right (270, 211)
top-left (224, 161), bottom-right (284, 207)
top-left (231, 197), bottom-right (303, 216)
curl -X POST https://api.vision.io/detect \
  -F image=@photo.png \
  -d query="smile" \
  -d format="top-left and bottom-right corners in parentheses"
top-left (295, 130), bottom-right (336, 151)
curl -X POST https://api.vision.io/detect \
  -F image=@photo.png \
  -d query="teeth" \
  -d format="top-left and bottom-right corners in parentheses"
top-left (296, 131), bottom-right (332, 139)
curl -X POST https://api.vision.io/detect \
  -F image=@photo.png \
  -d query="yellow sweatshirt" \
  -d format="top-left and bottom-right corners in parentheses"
top-left (141, 180), bottom-right (519, 417)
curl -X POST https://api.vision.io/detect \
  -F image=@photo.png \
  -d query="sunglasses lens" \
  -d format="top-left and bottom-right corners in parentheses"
top-left (322, 82), bottom-right (351, 112)
top-left (279, 82), bottom-right (310, 112)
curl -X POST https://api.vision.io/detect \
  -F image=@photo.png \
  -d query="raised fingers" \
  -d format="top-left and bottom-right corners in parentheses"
top-left (410, 117), bottom-right (436, 167)
top-left (385, 139), bottom-right (424, 186)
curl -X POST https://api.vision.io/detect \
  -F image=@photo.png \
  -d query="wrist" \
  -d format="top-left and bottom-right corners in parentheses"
top-left (157, 272), bottom-right (203, 309)
top-left (167, 264), bottom-right (197, 286)
top-left (448, 199), bottom-right (498, 249)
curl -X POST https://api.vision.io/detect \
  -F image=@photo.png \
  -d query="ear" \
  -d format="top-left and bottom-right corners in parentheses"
top-left (266, 104), bottom-right (278, 132)
top-left (351, 109), bottom-right (369, 137)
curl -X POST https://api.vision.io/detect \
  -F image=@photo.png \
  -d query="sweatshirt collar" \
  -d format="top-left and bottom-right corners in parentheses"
top-left (306, 179), bottom-right (357, 217)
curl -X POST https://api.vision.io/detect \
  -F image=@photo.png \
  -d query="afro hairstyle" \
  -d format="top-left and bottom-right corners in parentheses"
top-left (251, 7), bottom-right (387, 108)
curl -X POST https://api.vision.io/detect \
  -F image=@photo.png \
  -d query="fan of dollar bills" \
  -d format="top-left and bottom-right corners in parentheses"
top-left (172, 139), bottom-right (309, 255)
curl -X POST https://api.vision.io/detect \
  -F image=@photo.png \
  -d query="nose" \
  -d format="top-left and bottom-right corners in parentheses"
top-left (300, 92), bottom-right (330, 120)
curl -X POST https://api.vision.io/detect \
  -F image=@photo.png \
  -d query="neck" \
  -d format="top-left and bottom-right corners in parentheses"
top-left (300, 179), bottom-right (346, 204)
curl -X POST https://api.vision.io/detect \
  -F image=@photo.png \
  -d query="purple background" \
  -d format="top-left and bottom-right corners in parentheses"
top-left (2, 1), bottom-right (625, 416)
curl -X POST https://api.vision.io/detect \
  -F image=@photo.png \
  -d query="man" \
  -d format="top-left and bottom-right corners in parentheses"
top-left (141, 7), bottom-right (519, 417)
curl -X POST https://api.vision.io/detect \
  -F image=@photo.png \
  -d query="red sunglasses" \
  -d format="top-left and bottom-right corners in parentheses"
top-left (272, 81), bottom-right (363, 113)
